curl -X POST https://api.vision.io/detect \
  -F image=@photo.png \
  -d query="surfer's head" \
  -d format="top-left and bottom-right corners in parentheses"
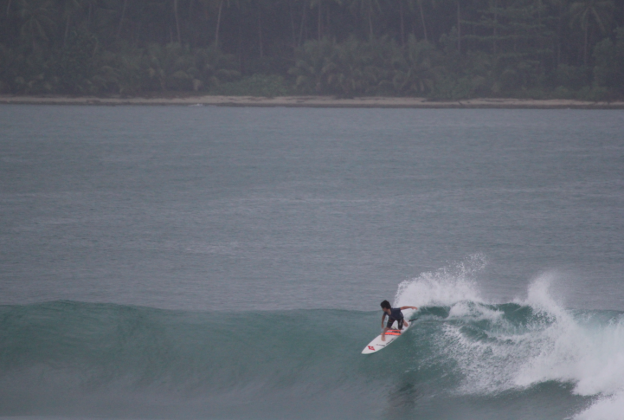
top-left (380, 300), bottom-right (391, 310)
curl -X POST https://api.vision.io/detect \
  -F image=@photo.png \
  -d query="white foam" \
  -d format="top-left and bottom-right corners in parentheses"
top-left (400, 266), bottom-right (624, 419)
top-left (575, 391), bottom-right (624, 420)
top-left (393, 254), bottom-right (487, 308)
top-left (512, 275), bottom-right (624, 400)
top-left (518, 271), bottom-right (568, 319)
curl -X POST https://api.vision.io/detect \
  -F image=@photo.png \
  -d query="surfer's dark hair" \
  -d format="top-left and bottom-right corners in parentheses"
top-left (380, 300), bottom-right (391, 309)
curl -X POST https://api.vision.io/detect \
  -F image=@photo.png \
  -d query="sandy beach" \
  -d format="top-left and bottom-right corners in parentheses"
top-left (1, 94), bottom-right (623, 108)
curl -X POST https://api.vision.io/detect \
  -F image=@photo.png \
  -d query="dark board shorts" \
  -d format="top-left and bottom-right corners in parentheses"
top-left (386, 317), bottom-right (404, 330)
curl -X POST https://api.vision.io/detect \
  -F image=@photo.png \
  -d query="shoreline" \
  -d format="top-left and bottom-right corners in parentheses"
top-left (1, 94), bottom-right (624, 109)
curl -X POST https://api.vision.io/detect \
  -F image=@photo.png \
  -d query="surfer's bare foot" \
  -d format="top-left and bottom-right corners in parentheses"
top-left (381, 335), bottom-right (385, 341)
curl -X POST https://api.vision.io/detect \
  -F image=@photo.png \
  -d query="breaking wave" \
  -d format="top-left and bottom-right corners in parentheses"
top-left (1, 265), bottom-right (623, 419)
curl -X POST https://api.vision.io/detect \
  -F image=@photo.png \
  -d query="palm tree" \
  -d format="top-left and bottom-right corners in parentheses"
top-left (214, 0), bottom-right (225, 47)
top-left (324, 37), bottom-right (366, 95)
top-left (569, 0), bottom-right (615, 65)
top-left (117, 0), bottom-right (127, 38)
top-left (350, 0), bottom-right (382, 40)
top-left (392, 35), bottom-right (436, 95)
top-left (145, 43), bottom-right (197, 90)
top-left (406, 0), bottom-right (428, 42)
top-left (18, 0), bottom-right (55, 50)
top-left (398, 0), bottom-right (405, 44)
top-left (288, 37), bottom-right (336, 93)
top-left (308, 0), bottom-right (344, 40)
top-left (98, 45), bottom-right (146, 95)
top-left (310, 0), bottom-right (323, 40)
top-left (173, 0), bottom-right (181, 43)
top-left (194, 44), bottom-right (240, 89)
top-left (61, 0), bottom-right (81, 47)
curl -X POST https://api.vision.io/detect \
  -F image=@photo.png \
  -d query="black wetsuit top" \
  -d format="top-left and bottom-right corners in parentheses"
top-left (388, 307), bottom-right (403, 320)
top-left (386, 307), bottom-right (405, 329)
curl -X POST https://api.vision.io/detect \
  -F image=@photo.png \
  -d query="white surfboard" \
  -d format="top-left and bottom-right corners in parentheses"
top-left (361, 309), bottom-right (415, 354)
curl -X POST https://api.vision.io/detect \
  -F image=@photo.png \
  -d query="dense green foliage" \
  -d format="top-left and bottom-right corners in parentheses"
top-left (1, 0), bottom-right (623, 99)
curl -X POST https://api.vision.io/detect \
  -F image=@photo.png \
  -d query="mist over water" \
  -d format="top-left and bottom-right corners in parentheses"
top-left (1, 105), bottom-right (624, 419)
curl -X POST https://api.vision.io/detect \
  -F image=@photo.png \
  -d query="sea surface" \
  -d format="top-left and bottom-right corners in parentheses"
top-left (1, 104), bottom-right (623, 420)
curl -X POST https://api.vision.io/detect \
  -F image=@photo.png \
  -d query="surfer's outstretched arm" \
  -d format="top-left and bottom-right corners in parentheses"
top-left (399, 306), bottom-right (417, 327)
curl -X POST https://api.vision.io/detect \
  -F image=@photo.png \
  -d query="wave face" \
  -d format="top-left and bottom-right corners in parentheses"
top-left (2, 276), bottom-right (624, 420)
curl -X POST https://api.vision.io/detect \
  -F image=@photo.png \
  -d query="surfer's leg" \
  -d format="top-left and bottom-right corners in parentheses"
top-left (398, 319), bottom-right (404, 330)
top-left (382, 318), bottom-right (395, 341)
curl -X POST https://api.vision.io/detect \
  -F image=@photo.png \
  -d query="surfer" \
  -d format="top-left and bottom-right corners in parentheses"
top-left (380, 300), bottom-right (418, 341)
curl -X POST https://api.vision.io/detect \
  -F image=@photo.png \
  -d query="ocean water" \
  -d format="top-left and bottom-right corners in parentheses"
top-left (1, 104), bottom-right (623, 420)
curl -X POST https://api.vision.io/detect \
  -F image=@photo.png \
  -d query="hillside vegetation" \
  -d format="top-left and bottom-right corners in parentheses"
top-left (1, 0), bottom-right (623, 99)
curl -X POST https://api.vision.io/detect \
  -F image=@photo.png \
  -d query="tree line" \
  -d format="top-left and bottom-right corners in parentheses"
top-left (1, 0), bottom-right (623, 99)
